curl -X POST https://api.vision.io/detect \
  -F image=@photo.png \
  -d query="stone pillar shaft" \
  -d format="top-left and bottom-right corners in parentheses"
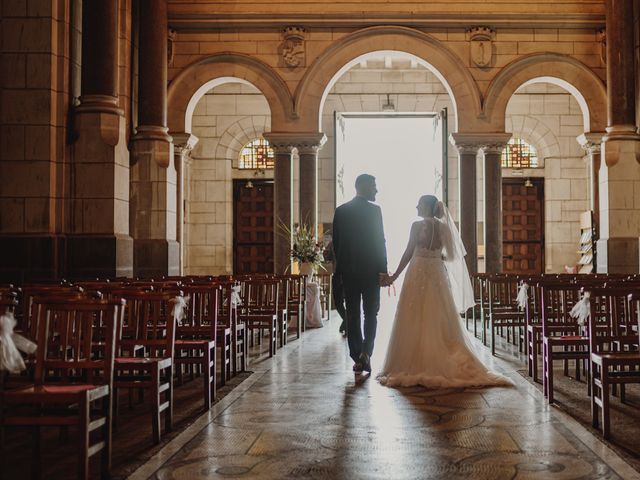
top-left (297, 134), bottom-right (326, 238)
top-left (137, 0), bottom-right (168, 129)
top-left (483, 148), bottom-right (506, 274)
top-left (605, 0), bottom-right (635, 127)
top-left (81, 0), bottom-right (118, 102)
top-left (298, 150), bottom-right (317, 233)
top-left (459, 152), bottom-right (478, 275)
top-left (272, 147), bottom-right (294, 274)
top-left (450, 134), bottom-right (483, 274)
top-left (69, 0), bottom-right (133, 279)
top-left (130, 0), bottom-right (176, 277)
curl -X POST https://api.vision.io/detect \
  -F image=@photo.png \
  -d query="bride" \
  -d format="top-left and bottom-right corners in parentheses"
top-left (377, 195), bottom-right (513, 389)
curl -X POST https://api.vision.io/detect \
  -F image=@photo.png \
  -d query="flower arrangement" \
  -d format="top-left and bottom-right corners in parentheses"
top-left (291, 223), bottom-right (325, 268)
top-left (280, 222), bottom-right (325, 270)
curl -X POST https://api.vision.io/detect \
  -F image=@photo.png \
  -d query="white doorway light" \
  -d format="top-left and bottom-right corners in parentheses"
top-left (335, 112), bottom-right (443, 270)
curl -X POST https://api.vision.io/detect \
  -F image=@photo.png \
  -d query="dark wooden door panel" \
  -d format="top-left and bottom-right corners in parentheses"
top-left (502, 178), bottom-right (544, 275)
top-left (234, 180), bottom-right (274, 274)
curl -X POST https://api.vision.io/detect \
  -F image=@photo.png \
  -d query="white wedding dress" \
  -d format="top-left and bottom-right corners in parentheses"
top-left (377, 217), bottom-right (513, 389)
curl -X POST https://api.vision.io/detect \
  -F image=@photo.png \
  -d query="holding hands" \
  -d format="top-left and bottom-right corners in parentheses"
top-left (379, 272), bottom-right (396, 287)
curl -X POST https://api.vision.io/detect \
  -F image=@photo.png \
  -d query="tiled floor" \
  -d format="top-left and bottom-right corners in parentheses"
top-left (129, 298), bottom-right (640, 480)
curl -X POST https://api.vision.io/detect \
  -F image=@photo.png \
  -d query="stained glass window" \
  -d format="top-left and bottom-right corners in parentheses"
top-left (501, 138), bottom-right (539, 168)
top-left (238, 138), bottom-right (275, 169)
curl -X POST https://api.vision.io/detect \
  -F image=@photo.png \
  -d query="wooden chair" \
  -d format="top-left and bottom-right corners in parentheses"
top-left (486, 275), bottom-right (526, 355)
top-left (541, 283), bottom-right (589, 404)
top-left (316, 273), bottom-right (332, 320)
top-left (238, 279), bottom-right (279, 358)
top-left (284, 275), bottom-right (306, 340)
top-left (214, 280), bottom-right (246, 375)
top-left (589, 289), bottom-right (640, 438)
top-left (174, 284), bottom-right (221, 410)
top-left (0, 298), bottom-right (122, 480)
top-left (112, 291), bottom-right (177, 444)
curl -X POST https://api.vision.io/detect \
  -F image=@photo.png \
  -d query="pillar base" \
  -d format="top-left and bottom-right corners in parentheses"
top-left (596, 237), bottom-right (640, 273)
top-left (66, 234), bottom-right (133, 279)
top-left (134, 239), bottom-right (179, 278)
top-left (0, 235), bottom-right (66, 283)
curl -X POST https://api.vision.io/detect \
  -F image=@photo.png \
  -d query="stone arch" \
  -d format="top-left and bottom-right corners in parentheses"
top-left (295, 26), bottom-right (482, 132)
top-left (167, 53), bottom-right (294, 134)
top-left (484, 53), bottom-right (607, 133)
top-left (214, 116), bottom-right (271, 169)
top-left (505, 114), bottom-right (561, 166)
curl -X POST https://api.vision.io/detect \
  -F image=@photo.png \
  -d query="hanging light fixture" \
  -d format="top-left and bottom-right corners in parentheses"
top-left (524, 178), bottom-right (533, 188)
top-left (244, 179), bottom-right (254, 189)
top-left (382, 93), bottom-right (395, 111)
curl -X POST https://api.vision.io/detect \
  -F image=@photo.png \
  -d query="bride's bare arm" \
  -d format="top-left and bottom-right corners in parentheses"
top-left (391, 222), bottom-right (421, 282)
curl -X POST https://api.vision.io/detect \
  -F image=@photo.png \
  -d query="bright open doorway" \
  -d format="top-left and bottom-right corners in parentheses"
top-left (335, 112), bottom-right (446, 271)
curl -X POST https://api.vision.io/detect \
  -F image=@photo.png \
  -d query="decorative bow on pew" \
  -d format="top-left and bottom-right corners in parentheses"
top-left (569, 291), bottom-right (591, 325)
top-left (0, 311), bottom-right (37, 373)
top-left (516, 283), bottom-right (529, 311)
top-left (171, 295), bottom-right (190, 324)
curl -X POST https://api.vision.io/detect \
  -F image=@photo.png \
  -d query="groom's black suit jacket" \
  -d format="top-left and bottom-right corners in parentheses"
top-left (332, 196), bottom-right (387, 276)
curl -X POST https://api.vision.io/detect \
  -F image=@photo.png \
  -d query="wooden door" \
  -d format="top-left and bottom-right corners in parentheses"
top-left (233, 180), bottom-right (274, 274)
top-left (502, 178), bottom-right (544, 274)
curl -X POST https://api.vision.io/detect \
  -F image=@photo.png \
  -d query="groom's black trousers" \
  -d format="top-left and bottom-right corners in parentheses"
top-left (341, 272), bottom-right (380, 362)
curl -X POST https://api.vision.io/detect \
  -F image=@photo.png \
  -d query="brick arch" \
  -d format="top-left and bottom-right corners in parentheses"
top-left (294, 26), bottom-right (482, 132)
top-left (483, 53), bottom-right (607, 133)
top-left (167, 53), bottom-right (294, 134)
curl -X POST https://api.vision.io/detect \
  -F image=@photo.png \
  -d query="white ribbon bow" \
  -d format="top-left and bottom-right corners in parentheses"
top-left (171, 295), bottom-right (190, 324)
top-left (0, 312), bottom-right (37, 373)
top-left (231, 285), bottom-right (242, 307)
top-left (569, 292), bottom-right (591, 326)
top-left (516, 283), bottom-right (529, 311)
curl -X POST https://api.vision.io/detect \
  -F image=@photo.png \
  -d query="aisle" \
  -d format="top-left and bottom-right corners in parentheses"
top-left (130, 301), bottom-right (640, 480)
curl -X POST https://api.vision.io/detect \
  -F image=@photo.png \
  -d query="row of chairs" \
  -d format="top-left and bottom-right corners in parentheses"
top-left (470, 273), bottom-right (640, 440)
top-left (0, 272), bottom-right (317, 480)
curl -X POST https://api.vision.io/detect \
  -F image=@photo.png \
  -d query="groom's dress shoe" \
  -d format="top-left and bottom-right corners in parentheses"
top-left (360, 353), bottom-right (372, 373)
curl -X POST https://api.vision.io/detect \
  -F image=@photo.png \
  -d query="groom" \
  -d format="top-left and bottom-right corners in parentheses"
top-left (332, 174), bottom-right (389, 373)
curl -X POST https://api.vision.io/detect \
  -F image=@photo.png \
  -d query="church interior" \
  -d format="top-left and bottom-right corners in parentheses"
top-left (2, 0), bottom-right (640, 478)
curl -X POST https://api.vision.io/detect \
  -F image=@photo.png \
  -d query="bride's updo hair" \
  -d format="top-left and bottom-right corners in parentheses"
top-left (419, 195), bottom-right (445, 219)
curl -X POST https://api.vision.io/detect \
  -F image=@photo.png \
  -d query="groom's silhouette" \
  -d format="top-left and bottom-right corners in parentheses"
top-left (332, 174), bottom-right (388, 373)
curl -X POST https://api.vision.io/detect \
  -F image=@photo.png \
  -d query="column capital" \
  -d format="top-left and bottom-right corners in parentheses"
top-left (577, 132), bottom-right (604, 154)
top-left (450, 132), bottom-right (511, 155)
top-left (172, 132), bottom-right (199, 156)
top-left (263, 132), bottom-right (326, 154)
top-left (449, 133), bottom-right (483, 154)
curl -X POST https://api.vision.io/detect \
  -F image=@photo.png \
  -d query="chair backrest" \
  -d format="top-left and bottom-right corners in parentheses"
top-left (587, 288), bottom-right (640, 354)
top-left (540, 283), bottom-right (584, 333)
top-left (114, 291), bottom-right (178, 359)
top-left (179, 283), bottom-right (221, 336)
top-left (244, 279), bottom-right (279, 315)
top-left (32, 298), bottom-right (123, 386)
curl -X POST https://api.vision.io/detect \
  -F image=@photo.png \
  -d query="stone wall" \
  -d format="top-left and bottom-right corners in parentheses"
top-left (504, 83), bottom-right (588, 273)
top-left (187, 83), bottom-right (272, 275)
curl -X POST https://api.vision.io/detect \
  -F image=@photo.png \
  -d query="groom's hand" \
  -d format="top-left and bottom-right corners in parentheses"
top-left (379, 273), bottom-right (393, 287)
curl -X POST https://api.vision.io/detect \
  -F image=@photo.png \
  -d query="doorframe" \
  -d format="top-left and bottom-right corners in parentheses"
top-left (232, 178), bottom-right (275, 274)
top-left (502, 177), bottom-right (545, 273)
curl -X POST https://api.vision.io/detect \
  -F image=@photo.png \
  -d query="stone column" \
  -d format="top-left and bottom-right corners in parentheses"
top-left (172, 133), bottom-right (199, 275)
top-left (297, 134), bottom-right (327, 237)
top-left (130, 0), bottom-right (177, 278)
top-left (577, 133), bottom-right (604, 231)
top-left (69, 0), bottom-right (133, 278)
top-left (263, 133), bottom-right (295, 274)
top-left (597, 0), bottom-right (640, 272)
top-left (450, 134), bottom-right (482, 274)
top-left (482, 135), bottom-right (511, 273)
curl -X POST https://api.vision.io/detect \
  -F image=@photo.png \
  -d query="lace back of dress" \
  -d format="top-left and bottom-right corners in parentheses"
top-left (415, 218), bottom-right (441, 258)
